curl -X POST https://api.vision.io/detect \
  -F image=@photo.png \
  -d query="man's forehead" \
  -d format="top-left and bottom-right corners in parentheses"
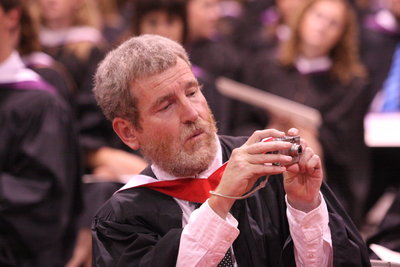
top-left (133, 60), bottom-right (196, 91)
top-left (135, 77), bottom-right (199, 97)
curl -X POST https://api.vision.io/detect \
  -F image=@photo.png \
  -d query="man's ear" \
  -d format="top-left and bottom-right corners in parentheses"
top-left (112, 118), bottom-right (140, 150)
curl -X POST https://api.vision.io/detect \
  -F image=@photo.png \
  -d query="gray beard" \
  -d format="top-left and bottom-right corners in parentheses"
top-left (142, 135), bottom-right (218, 177)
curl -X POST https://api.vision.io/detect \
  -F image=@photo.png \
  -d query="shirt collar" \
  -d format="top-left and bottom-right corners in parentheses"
top-left (151, 135), bottom-right (222, 181)
top-left (0, 51), bottom-right (41, 83)
top-left (295, 55), bottom-right (332, 74)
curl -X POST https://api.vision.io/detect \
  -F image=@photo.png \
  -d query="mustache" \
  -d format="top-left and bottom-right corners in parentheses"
top-left (180, 119), bottom-right (209, 141)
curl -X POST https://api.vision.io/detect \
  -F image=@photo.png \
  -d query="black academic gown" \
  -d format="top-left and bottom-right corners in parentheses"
top-left (92, 135), bottom-right (370, 267)
top-left (0, 85), bottom-right (82, 266)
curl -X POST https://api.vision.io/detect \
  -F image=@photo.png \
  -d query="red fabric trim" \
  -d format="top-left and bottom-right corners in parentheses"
top-left (136, 162), bottom-right (227, 203)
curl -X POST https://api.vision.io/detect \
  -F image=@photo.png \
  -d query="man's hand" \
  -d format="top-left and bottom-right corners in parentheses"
top-left (209, 129), bottom-right (295, 218)
top-left (283, 128), bottom-right (323, 212)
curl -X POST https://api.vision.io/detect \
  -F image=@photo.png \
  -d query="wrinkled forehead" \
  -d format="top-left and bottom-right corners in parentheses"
top-left (131, 58), bottom-right (196, 98)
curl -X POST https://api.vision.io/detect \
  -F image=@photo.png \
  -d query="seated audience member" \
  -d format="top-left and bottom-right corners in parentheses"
top-left (31, 0), bottom-right (148, 179)
top-left (239, 0), bottom-right (373, 226)
top-left (29, 1), bottom-right (147, 266)
top-left (91, 34), bottom-right (370, 267)
top-left (0, 0), bottom-right (82, 266)
top-left (129, 0), bottom-right (235, 135)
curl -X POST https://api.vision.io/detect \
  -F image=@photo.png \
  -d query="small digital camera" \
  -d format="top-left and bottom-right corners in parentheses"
top-left (262, 136), bottom-right (303, 165)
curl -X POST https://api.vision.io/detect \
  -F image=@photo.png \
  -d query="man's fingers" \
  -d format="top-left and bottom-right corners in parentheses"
top-left (247, 140), bottom-right (293, 155)
top-left (306, 154), bottom-right (321, 174)
top-left (245, 129), bottom-right (285, 145)
top-left (287, 128), bottom-right (299, 136)
top-left (247, 153), bottom-right (293, 165)
top-left (256, 164), bottom-right (287, 176)
top-left (291, 146), bottom-right (321, 175)
top-left (299, 147), bottom-right (313, 162)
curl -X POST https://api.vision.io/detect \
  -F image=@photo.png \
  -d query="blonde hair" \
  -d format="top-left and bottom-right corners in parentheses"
top-left (279, 0), bottom-right (366, 84)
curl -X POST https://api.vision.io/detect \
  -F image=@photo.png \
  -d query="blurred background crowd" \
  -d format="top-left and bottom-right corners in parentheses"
top-left (1, 0), bottom-right (400, 266)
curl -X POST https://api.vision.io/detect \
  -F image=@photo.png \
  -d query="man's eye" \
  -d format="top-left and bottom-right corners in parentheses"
top-left (159, 103), bottom-right (171, 111)
top-left (187, 90), bottom-right (197, 97)
top-left (187, 84), bottom-right (203, 97)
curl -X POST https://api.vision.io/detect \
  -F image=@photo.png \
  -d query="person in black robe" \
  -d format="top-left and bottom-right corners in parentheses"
top-left (238, 0), bottom-right (374, 226)
top-left (30, 0), bottom-right (148, 181)
top-left (90, 34), bottom-right (370, 267)
top-left (0, 2), bottom-right (82, 266)
top-left (92, 135), bottom-right (371, 267)
top-left (31, 5), bottom-right (148, 263)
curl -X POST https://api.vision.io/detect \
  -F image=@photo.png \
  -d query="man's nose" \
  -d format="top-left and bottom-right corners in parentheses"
top-left (180, 100), bottom-right (199, 123)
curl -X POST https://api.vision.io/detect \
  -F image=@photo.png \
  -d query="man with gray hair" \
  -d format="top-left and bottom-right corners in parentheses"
top-left (92, 34), bottom-right (370, 266)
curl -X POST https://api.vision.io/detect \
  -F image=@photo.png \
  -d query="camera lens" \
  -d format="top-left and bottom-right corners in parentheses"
top-left (289, 144), bottom-right (302, 156)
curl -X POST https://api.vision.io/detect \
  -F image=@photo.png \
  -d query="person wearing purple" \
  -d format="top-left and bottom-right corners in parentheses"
top-left (0, 0), bottom-right (82, 266)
